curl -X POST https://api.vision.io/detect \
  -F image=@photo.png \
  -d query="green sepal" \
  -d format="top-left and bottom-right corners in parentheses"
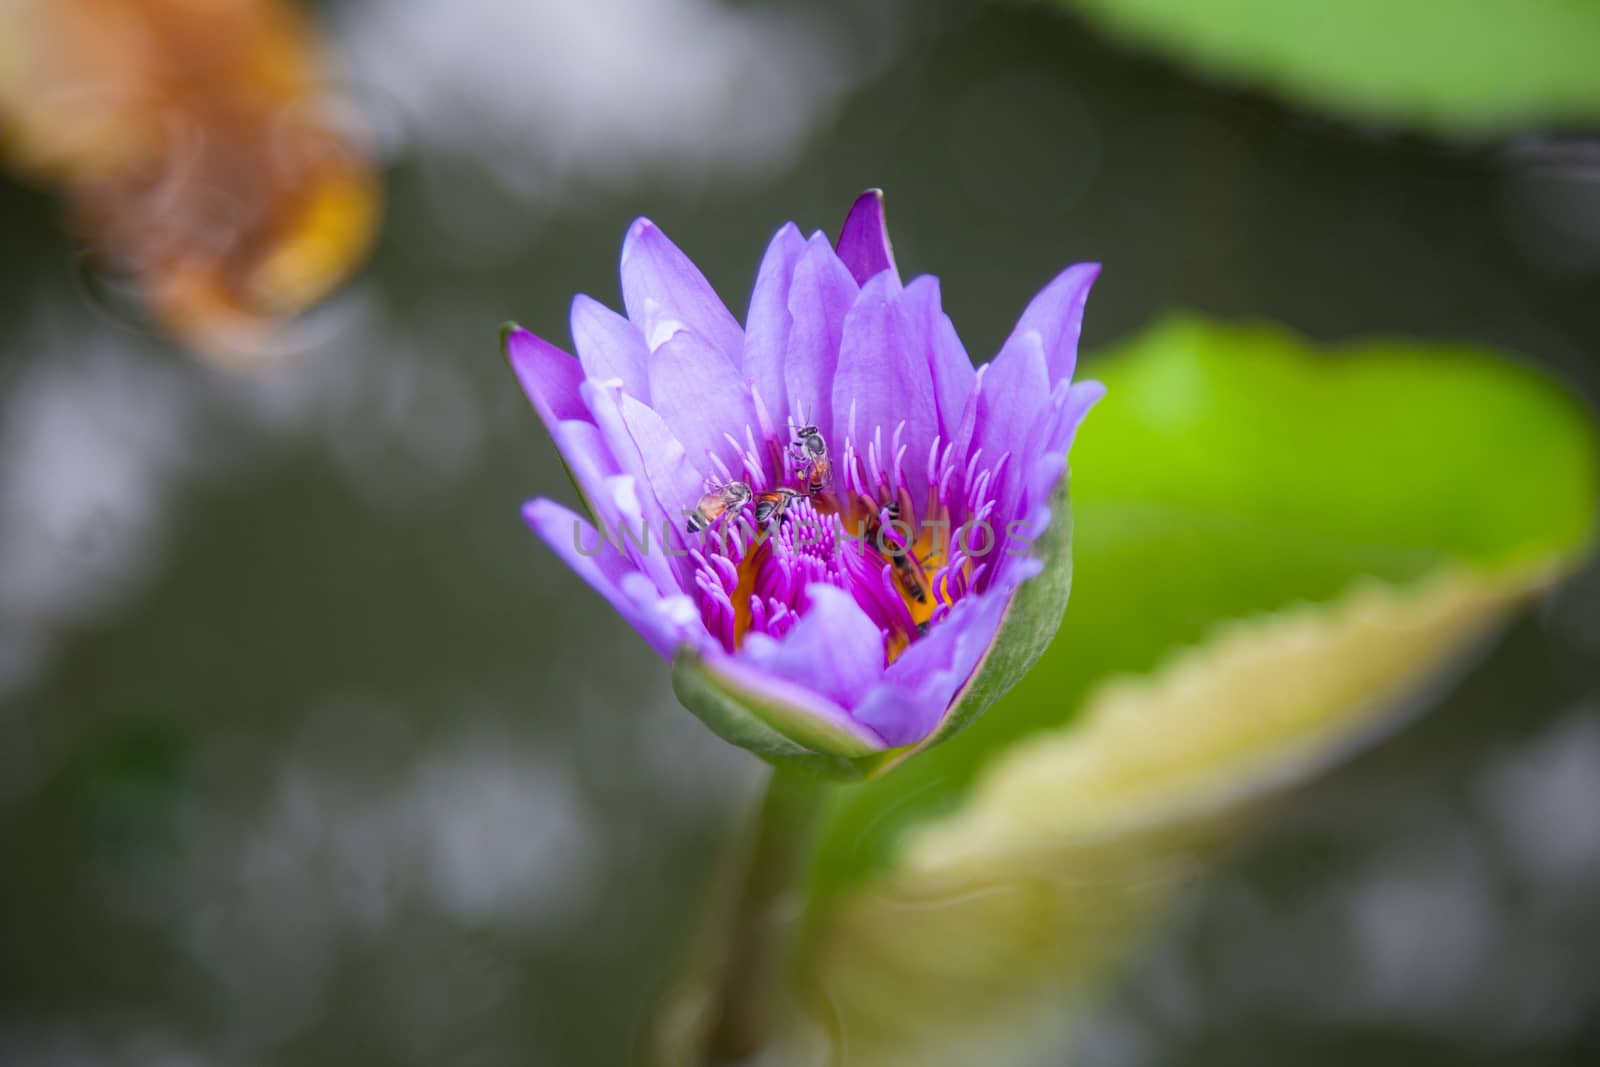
top-left (672, 647), bottom-right (892, 781)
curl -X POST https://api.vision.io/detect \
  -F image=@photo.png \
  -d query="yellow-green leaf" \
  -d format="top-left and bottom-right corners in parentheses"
top-left (788, 565), bottom-right (1551, 1064)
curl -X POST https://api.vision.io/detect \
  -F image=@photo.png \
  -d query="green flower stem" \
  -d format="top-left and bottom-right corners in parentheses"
top-left (705, 765), bottom-right (828, 1063)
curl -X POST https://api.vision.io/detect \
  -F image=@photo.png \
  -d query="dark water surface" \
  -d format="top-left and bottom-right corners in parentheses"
top-left (2, 2), bottom-right (1598, 1064)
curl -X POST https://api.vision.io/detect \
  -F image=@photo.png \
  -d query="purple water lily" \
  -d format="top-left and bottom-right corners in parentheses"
top-left (506, 191), bottom-right (1102, 777)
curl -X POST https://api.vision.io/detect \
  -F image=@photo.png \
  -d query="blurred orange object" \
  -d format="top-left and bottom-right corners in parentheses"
top-left (0, 0), bottom-right (381, 362)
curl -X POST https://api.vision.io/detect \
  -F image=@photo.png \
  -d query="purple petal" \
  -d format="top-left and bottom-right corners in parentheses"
top-left (782, 233), bottom-right (858, 434)
top-left (832, 272), bottom-right (939, 505)
top-left (813, 562), bottom-right (1035, 748)
top-left (620, 218), bottom-right (743, 365)
top-left (615, 391), bottom-right (706, 527)
top-left (992, 489), bottom-right (1063, 604)
top-left (1057, 378), bottom-right (1107, 452)
top-left (571, 295), bottom-right (652, 401)
top-left (743, 222), bottom-right (807, 425)
top-left (702, 655), bottom-right (890, 753)
top-left (1033, 378), bottom-right (1105, 495)
top-left (835, 189), bottom-right (900, 287)
top-left (854, 582), bottom-right (1014, 746)
top-left (505, 325), bottom-right (587, 428)
top-left (1002, 262), bottom-right (1101, 385)
top-left (580, 380), bottom-right (702, 588)
top-left (739, 584), bottom-right (889, 712)
top-left (548, 418), bottom-right (622, 528)
top-left (647, 328), bottom-right (757, 478)
top-left (1011, 378), bottom-right (1105, 544)
top-left (523, 499), bottom-right (698, 659)
top-left (969, 329), bottom-right (1052, 519)
top-left (901, 276), bottom-right (975, 444)
top-left (595, 470), bottom-right (687, 598)
top-left (700, 601), bottom-right (896, 751)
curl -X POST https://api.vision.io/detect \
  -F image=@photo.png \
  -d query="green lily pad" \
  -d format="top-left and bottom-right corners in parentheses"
top-left (1054, 0), bottom-right (1600, 133)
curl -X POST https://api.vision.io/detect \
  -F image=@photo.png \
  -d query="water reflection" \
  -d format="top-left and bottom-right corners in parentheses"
top-left (0, 310), bottom-right (201, 701)
top-left (1075, 697), bottom-right (1600, 1063)
top-left (334, 0), bottom-right (906, 264)
top-left (1478, 710), bottom-right (1600, 892)
top-left (173, 713), bottom-right (600, 1048)
top-left (335, 0), bottom-right (895, 182)
top-left (0, 1025), bottom-right (214, 1067)
top-left (0, 285), bottom-right (499, 710)
top-left (1502, 139), bottom-right (1600, 276)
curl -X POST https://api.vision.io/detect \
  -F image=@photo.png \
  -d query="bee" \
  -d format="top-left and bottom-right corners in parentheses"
top-left (754, 487), bottom-right (802, 528)
top-left (686, 480), bottom-right (752, 533)
top-left (877, 501), bottom-right (929, 606)
top-left (790, 424), bottom-right (833, 495)
top-left (890, 552), bottom-right (928, 605)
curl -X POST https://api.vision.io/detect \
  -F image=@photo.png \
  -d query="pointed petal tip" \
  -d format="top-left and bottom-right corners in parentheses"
top-left (502, 320), bottom-right (563, 367)
top-left (1004, 260), bottom-right (1105, 385)
top-left (501, 321), bottom-right (544, 374)
top-left (840, 188), bottom-right (887, 226)
top-left (500, 320), bottom-right (527, 356)
top-left (521, 497), bottom-right (576, 539)
top-left (837, 188), bottom-right (899, 286)
top-left (522, 497), bottom-right (587, 559)
top-left (1065, 378), bottom-right (1109, 425)
top-left (568, 291), bottom-right (613, 336)
top-left (620, 217), bottom-right (661, 261)
top-left (503, 324), bottom-right (588, 426)
top-left (617, 214), bottom-right (745, 363)
top-left (1048, 261), bottom-right (1102, 297)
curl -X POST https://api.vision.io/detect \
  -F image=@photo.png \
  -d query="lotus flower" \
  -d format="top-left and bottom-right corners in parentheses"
top-left (505, 192), bottom-right (1102, 778)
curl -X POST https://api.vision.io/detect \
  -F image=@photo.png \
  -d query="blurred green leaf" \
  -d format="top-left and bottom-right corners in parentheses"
top-left (766, 318), bottom-right (1596, 1062)
top-left (811, 317), bottom-right (1596, 896)
top-left (785, 567), bottom-right (1553, 1065)
top-left (1052, 0), bottom-right (1600, 132)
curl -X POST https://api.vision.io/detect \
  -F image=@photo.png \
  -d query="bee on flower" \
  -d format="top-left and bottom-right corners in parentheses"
top-left (686, 480), bottom-right (753, 534)
top-left (790, 424), bottom-right (833, 496)
top-left (753, 487), bottom-right (803, 529)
